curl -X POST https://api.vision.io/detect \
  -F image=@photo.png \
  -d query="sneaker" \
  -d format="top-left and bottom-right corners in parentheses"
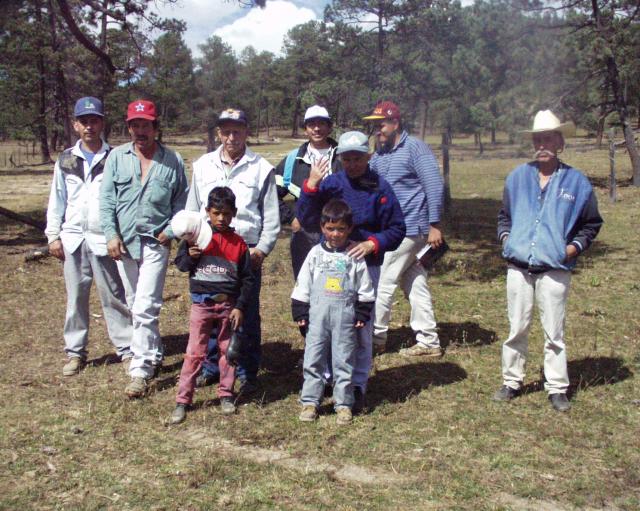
top-left (399, 343), bottom-right (443, 358)
top-left (492, 385), bottom-right (521, 402)
top-left (169, 404), bottom-right (187, 424)
top-left (220, 397), bottom-right (236, 415)
top-left (336, 407), bottom-right (353, 425)
top-left (196, 373), bottom-right (219, 388)
top-left (299, 405), bottom-right (318, 422)
top-left (352, 387), bottom-right (366, 415)
top-left (124, 377), bottom-right (148, 398)
top-left (62, 357), bottom-right (85, 376)
top-left (549, 393), bottom-right (571, 412)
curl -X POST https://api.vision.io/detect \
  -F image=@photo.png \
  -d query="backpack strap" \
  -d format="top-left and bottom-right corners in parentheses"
top-left (283, 148), bottom-right (299, 189)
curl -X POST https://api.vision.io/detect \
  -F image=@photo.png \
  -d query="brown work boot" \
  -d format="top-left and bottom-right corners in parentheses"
top-left (299, 405), bottom-right (318, 422)
top-left (62, 357), bottom-right (85, 377)
top-left (336, 407), bottom-right (353, 425)
top-left (125, 377), bottom-right (148, 398)
top-left (399, 343), bottom-right (443, 358)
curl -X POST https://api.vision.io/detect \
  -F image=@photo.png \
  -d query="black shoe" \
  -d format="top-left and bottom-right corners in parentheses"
top-left (196, 373), bottom-right (219, 388)
top-left (549, 393), bottom-right (571, 412)
top-left (352, 387), bottom-right (366, 415)
top-left (239, 379), bottom-right (259, 396)
top-left (492, 385), bottom-right (521, 402)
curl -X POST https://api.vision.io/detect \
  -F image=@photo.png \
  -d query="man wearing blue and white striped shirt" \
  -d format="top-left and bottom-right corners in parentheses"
top-left (364, 101), bottom-right (445, 357)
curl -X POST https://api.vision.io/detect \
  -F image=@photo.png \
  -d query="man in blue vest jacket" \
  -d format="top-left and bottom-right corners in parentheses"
top-left (494, 110), bottom-right (603, 412)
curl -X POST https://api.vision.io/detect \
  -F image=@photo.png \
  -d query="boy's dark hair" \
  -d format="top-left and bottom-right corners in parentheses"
top-left (206, 186), bottom-right (237, 211)
top-left (321, 198), bottom-right (353, 227)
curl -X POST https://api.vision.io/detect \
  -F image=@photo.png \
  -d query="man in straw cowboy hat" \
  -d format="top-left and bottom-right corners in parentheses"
top-left (493, 110), bottom-right (603, 412)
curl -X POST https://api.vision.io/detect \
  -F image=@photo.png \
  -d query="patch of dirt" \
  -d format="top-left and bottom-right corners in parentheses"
top-left (180, 428), bottom-right (416, 487)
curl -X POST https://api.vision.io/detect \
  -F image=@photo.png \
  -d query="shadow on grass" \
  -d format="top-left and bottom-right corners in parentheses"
top-left (520, 356), bottom-right (633, 397)
top-left (367, 361), bottom-right (467, 411)
top-left (244, 341), bottom-right (304, 404)
top-left (161, 334), bottom-right (188, 357)
top-left (384, 322), bottom-right (497, 354)
top-left (87, 352), bottom-right (122, 367)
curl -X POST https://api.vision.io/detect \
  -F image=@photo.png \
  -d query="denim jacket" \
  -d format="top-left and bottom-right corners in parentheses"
top-left (100, 141), bottom-right (189, 259)
top-left (498, 162), bottom-right (602, 271)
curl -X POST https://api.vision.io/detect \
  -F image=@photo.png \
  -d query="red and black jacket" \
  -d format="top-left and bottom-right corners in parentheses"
top-left (175, 226), bottom-right (254, 311)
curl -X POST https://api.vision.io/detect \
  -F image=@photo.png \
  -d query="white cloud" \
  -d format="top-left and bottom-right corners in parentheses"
top-left (152, 0), bottom-right (246, 57)
top-left (213, 0), bottom-right (317, 56)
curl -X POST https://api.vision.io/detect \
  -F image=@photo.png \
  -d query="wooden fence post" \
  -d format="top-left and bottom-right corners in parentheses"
top-left (441, 132), bottom-right (452, 214)
top-left (607, 127), bottom-right (617, 203)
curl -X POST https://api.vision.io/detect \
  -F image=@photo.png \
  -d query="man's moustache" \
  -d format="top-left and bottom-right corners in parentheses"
top-left (534, 149), bottom-right (555, 158)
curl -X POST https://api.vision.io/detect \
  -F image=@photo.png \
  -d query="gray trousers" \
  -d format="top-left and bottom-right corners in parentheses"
top-left (301, 298), bottom-right (358, 409)
top-left (63, 241), bottom-right (132, 359)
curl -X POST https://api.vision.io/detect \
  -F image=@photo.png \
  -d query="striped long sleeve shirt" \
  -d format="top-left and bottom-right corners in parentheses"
top-left (369, 131), bottom-right (444, 236)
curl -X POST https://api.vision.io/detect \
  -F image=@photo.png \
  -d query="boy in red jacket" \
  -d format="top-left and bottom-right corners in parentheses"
top-left (169, 187), bottom-right (254, 424)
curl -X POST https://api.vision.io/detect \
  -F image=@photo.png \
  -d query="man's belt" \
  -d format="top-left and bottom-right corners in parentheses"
top-left (207, 293), bottom-right (229, 303)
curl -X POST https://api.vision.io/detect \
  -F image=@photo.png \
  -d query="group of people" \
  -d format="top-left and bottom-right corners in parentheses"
top-left (45, 95), bottom-right (602, 425)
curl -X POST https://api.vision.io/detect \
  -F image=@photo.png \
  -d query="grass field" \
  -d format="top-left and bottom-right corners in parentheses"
top-left (0, 133), bottom-right (638, 510)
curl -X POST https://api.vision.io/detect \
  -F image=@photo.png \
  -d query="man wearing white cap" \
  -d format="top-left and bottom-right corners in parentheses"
top-left (275, 105), bottom-right (340, 280)
top-left (494, 110), bottom-right (603, 412)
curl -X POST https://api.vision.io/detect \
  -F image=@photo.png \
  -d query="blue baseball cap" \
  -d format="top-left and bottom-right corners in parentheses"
top-left (336, 131), bottom-right (370, 155)
top-left (217, 108), bottom-right (248, 126)
top-left (74, 97), bottom-right (104, 118)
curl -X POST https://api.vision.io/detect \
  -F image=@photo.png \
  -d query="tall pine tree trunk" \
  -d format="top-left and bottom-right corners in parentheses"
top-left (35, 0), bottom-right (51, 163)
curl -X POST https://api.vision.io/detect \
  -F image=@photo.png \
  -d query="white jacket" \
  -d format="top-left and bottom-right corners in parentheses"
top-left (45, 140), bottom-right (111, 256)
top-left (186, 145), bottom-right (280, 255)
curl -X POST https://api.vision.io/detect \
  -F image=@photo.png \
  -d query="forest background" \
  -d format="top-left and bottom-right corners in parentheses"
top-left (1, 0), bottom-right (639, 183)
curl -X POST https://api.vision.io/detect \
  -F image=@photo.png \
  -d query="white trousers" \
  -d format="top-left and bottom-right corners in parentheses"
top-left (118, 240), bottom-right (169, 379)
top-left (502, 265), bottom-right (571, 394)
top-left (373, 235), bottom-right (440, 348)
top-left (63, 241), bottom-right (132, 359)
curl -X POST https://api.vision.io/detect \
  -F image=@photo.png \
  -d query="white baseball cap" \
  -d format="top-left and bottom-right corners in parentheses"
top-left (304, 105), bottom-right (331, 124)
top-left (170, 210), bottom-right (212, 250)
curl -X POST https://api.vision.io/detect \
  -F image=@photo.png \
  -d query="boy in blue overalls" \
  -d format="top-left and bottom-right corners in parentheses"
top-left (292, 199), bottom-right (375, 425)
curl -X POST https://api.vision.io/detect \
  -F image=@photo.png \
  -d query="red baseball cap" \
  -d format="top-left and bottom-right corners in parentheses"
top-left (363, 101), bottom-right (401, 121)
top-left (126, 99), bottom-right (157, 121)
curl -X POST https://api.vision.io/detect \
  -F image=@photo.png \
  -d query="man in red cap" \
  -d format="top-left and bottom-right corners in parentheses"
top-left (364, 100), bottom-right (445, 357)
top-left (100, 99), bottom-right (189, 398)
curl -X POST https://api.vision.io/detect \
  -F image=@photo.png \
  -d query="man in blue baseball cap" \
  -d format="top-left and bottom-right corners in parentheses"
top-left (46, 97), bottom-right (133, 376)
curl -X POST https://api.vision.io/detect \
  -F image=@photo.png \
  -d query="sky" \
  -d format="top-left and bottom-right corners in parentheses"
top-left (153, 0), bottom-right (330, 58)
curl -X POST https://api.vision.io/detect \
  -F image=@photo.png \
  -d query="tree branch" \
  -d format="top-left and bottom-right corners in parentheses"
top-left (55, 0), bottom-right (116, 73)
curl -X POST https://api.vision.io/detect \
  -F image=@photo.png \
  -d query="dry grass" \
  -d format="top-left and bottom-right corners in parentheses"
top-left (0, 134), bottom-right (638, 510)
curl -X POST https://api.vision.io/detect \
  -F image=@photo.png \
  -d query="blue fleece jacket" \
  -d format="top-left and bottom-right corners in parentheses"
top-left (498, 161), bottom-right (603, 271)
top-left (296, 167), bottom-right (406, 266)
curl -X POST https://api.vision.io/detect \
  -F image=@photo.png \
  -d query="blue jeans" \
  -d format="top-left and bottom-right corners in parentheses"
top-left (202, 265), bottom-right (262, 383)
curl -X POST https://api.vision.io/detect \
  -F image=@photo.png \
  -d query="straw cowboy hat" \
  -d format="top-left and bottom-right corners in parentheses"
top-left (523, 110), bottom-right (575, 138)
